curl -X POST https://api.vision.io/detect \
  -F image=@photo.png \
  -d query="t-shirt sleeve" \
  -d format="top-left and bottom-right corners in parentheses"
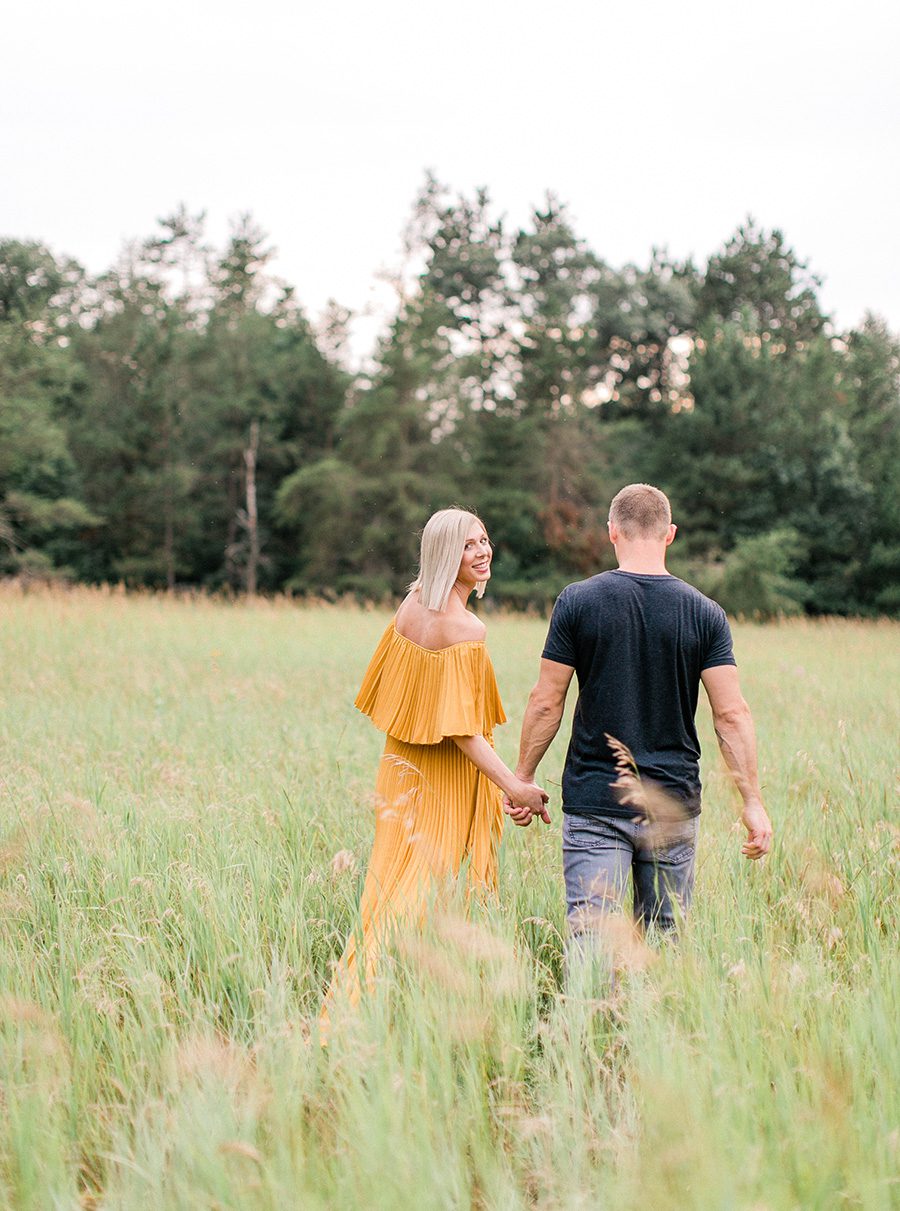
top-left (702, 605), bottom-right (737, 669)
top-left (542, 588), bottom-right (577, 667)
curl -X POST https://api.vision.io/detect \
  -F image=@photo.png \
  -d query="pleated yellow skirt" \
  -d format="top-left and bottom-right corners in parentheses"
top-left (322, 734), bottom-right (503, 1014)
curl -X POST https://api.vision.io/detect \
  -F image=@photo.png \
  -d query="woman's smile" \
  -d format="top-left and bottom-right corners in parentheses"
top-left (459, 521), bottom-right (493, 586)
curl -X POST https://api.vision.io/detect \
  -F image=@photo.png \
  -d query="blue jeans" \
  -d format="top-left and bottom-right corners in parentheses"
top-left (562, 811), bottom-right (699, 937)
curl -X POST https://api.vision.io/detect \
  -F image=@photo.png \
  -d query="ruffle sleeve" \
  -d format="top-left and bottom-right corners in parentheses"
top-left (354, 624), bottom-right (507, 745)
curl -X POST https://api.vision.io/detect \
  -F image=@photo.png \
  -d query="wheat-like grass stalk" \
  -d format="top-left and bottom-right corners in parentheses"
top-left (604, 732), bottom-right (691, 847)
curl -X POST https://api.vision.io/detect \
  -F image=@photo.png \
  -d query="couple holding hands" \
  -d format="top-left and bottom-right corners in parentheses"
top-left (323, 483), bottom-right (772, 1016)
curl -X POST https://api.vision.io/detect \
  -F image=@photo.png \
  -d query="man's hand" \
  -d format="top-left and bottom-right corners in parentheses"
top-left (502, 795), bottom-right (534, 827)
top-left (740, 799), bottom-right (773, 860)
top-left (503, 781), bottom-right (551, 827)
top-left (701, 665), bottom-right (772, 862)
top-left (502, 658), bottom-right (570, 831)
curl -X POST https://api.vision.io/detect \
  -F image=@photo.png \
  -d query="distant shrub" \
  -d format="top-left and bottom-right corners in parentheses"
top-left (710, 528), bottom-right (809, 619)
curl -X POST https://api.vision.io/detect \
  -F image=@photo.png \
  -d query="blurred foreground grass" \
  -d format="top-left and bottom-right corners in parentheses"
top-left (1, 587), bottom-right (898, 1209)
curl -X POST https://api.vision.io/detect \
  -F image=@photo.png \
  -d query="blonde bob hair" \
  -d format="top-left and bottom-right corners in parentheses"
top-left (410, 508), bottom-right (487, 612)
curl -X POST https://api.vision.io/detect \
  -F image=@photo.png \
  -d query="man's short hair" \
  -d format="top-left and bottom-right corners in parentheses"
top-left (608, 483), bottom-right (672, 540)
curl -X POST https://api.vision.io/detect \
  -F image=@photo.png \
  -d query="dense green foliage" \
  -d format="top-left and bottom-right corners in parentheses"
top-left (1, 592), bottom-right (897, 1207)
top-left (2, 187), bottom-right (898, 614)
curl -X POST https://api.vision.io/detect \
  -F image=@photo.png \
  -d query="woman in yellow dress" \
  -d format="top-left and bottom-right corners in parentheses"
top-left (322, 508), bottom-right (549, 1021)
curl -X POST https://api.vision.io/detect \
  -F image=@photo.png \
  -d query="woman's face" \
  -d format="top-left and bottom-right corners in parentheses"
top-left (457, 520), bottom-right (492, 592)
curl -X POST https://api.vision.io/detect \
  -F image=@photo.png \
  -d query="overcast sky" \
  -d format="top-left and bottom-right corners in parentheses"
top-left (3, 0), bottom-right (898, 357)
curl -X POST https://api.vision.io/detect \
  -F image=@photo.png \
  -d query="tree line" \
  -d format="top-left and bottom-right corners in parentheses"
top-left (1, 177), bottom-right (898, 616)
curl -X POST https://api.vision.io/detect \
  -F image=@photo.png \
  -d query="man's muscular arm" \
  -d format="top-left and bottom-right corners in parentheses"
top-left (505, 658), bottom-right (574, 826)
top-left (700, 664), bottom-right (773, 859)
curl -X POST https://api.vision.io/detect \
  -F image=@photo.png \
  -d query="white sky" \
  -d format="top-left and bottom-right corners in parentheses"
top-left (3, 0), bottom-right (899, 359)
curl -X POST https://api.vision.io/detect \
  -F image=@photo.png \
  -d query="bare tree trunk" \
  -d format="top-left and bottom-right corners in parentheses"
top-left (0, 504), bottom-right (18, 558)
top-left (244, 419), bottom-right (259, 596)
top-left (162, 402), bottom-right (176, 591)
top-left (224, 472), bottom-right (239, 589)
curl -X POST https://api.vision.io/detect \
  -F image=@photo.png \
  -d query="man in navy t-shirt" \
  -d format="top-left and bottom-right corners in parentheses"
top-left (505, 483), bottom-right (772, 947)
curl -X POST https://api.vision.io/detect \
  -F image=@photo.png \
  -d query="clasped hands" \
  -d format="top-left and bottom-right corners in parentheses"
top-left (503, 776), bottom-right (551, 827)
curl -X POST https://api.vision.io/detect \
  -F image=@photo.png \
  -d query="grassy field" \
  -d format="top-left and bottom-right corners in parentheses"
top-left (0, 587), bottom-right (898, 1210)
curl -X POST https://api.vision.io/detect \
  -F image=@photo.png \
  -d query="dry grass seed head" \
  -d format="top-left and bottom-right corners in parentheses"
top-left (605, 732), bottom-right (691, 847)
top-left (330, 849), bottom-right (356, 877)
top-left (568, 908), bottom-right (656, 973)
top-left (175, 1033), bottom-right (256, 1091)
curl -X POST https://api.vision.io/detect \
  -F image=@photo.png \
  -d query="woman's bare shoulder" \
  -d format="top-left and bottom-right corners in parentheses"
top-left (438, 611), bottom-right (486, 646)
top-left (393, 592), bottom-right (420, 630)
top-left (394, 596), bottom-right (486, 650)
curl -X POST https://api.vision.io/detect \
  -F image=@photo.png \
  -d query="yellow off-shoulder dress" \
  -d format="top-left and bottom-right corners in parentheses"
top-left (323, 622), bottom-right (507, 1014)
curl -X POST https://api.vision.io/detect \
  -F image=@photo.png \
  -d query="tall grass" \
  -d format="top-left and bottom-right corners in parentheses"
top-left (0, 587), bottom-right (897, 1209)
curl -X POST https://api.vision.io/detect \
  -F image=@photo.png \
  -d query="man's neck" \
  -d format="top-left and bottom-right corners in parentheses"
top-left (614, 543), bottom-right (670, 575)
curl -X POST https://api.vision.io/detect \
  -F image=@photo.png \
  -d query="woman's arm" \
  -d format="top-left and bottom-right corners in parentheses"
top-left (451, 734), bottom-right (550, 819)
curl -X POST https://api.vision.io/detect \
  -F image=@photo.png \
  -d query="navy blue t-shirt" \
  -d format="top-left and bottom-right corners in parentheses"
top-left (542, 571), bottom-right (736, 818)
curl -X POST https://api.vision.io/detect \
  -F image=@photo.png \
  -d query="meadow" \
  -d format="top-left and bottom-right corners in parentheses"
top-left (0, 587), bottom-right (897, 1210)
